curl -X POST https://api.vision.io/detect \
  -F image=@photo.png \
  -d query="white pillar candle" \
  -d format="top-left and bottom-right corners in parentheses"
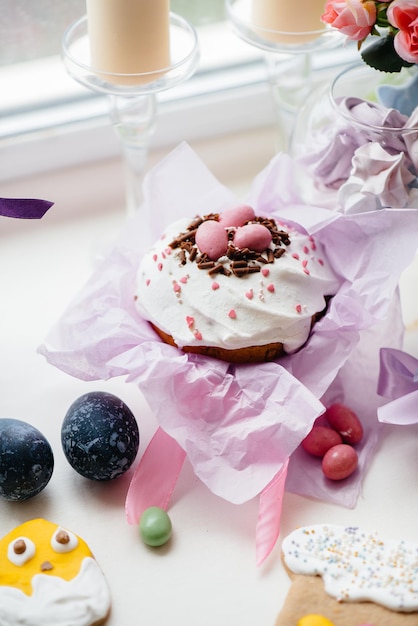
top-left (251, 0), bottom-right (326, 43)
top-left (86, 0), bottom-right (171, 85)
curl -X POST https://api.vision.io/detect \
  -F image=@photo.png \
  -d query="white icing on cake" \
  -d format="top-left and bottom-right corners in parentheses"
top-left (134, 216), bottom-right (340, 354)
top-left (0, 557), bottom-right (111, 626)
top-left (282, 524), bottom-right (418, 612)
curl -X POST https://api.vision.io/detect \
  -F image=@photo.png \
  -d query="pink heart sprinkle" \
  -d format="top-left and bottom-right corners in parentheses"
top-left (212, 281), bottom-right (220, 290)
top-left (261, 267), bottom-right (270, 277)
top-left (245, 289), bottom-right (253, 300)
top-left (267, 283), bottom-right (275, 293)
top-left (228, 309), bottom-right (237, 319)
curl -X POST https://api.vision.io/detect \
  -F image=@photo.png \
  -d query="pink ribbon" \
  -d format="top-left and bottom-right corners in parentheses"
top-left (255, 458), bottom-right (289, 566)
top-left (125, 427), bottom-right (186, 524)
top-left (0, 197), bottom-right (53, 219)
top-left (377, 348), bottom-right (418, 425)
top-left (126, 427), bottom-right (289, 564)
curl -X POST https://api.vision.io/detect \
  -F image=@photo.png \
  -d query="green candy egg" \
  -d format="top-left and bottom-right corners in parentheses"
top-left (139, 507), bottom-right (172, 547)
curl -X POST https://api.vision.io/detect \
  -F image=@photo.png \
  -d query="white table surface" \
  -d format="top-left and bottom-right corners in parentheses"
top-left (1, 184), bottom-right (418, 626)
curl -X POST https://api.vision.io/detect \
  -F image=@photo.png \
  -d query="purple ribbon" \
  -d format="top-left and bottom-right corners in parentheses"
top-left (0, 198), bottom-right (54, 219)
top-left (377, 348), bottom-right (418, 424)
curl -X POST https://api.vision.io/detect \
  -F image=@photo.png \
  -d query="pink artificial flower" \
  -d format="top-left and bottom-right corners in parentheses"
top-left (322, 0), bottom-right (377, 41)
top-left (388, 0), bottom-right (418, 63)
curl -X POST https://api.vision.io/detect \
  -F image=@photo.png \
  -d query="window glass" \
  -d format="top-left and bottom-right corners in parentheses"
top-left (0, 1), bottom-right (226, 66)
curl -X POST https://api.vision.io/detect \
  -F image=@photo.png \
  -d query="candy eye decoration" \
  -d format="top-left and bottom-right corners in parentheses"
top-left (7, 537), bottom-right (36, 566)
top-left (51, 527), bottom-right (78, 553)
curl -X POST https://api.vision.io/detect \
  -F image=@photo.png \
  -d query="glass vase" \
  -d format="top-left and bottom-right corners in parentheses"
top-left (290, 62), bottom-right (418, 213)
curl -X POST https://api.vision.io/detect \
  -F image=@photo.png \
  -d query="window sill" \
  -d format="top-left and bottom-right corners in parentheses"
top-left (0, 124), bottom-right (277, 235)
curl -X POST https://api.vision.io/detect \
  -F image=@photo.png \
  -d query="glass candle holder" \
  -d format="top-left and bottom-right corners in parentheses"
top-left (225, 0), bottom-right (344, 151)
top-left (62, 13), bottom-right (199, 215)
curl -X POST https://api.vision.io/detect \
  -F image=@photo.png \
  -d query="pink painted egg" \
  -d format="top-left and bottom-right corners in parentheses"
top-left (233, 223), bottom-right (272, 252)
top-left (195, 220), bottom-right (228, 261)
top-left (218, 205), bottom-right (255, 227)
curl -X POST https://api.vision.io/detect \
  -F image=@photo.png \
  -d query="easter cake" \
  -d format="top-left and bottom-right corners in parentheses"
top-left (0, 518), bottom-right (111, 626)
top-left (276, 524), bottom-right (418, 626)
top-left (134, 205), bottom-right (340, 363)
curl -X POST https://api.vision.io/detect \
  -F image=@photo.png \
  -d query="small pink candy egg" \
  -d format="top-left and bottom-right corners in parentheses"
top-left (325, 403), bottom-right (364, 445)
top-left (301, 426), bottom-right (343, 458)
top-left (218, 204), bottom-right (255, 227)
top-left (195, 220), bottom-right (228, 261)
top-left (233, 223), bottom-right (272, 252)
top-left (322, 444), bottom-right (358, 481)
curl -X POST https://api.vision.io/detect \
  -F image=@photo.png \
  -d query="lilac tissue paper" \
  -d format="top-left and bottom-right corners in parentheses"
top-left (38, 143), bottom-right (418, 507)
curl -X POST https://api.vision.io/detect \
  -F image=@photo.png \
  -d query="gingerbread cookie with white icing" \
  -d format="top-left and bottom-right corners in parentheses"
top-left (276, 524), bottom-right (418, 626)
top-left (0, 518), bottom-right (111, 626)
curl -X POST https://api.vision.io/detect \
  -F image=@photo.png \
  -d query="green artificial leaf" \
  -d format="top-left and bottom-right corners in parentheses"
top-left (361, 35), bottom-right (414, 73)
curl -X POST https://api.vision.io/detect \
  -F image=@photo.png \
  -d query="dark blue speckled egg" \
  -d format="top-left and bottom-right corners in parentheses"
top-left (61, 391), bottom-right (140, 481)
top-left (0, 418), bottom-right (54, 501)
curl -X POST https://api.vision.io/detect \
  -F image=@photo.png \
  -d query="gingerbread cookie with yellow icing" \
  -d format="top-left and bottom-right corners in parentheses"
top-left (276, 524), bottom-right (418, 626)
top-left (0, 518), bottom-right (111, 626)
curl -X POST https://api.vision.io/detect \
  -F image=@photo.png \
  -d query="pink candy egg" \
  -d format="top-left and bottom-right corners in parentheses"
top-left (233, 223), bottom-right (272, 252)
top-left (301, 426), bottom-right (343, 458)
top-left (195, 219), bottom-right (228, 261)
top-left (322, 444), bottom-right (358, 481)
top-left (325, 403), bottom-right (364, 445)
top-left (218, 205), bottom-right (255, 227)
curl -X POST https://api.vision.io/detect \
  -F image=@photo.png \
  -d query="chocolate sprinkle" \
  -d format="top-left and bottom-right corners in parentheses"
top-left (169, 212), bottom-right (291, 278)
top-left (41, 561), bottom-right (54, 571)
top-left (56, 530), bottom-right (71, 545)
top-left (13, 539), bottom-right (27, 555)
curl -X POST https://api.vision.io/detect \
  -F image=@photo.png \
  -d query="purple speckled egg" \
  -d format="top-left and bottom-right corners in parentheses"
top-left (0, 418), bottom-right (54, 501)
top-left (61, 391), bottom-right (140, 481)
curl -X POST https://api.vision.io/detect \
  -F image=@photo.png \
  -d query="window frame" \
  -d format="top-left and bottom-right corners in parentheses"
top-left (0, 20), bottom-right (356, 184)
